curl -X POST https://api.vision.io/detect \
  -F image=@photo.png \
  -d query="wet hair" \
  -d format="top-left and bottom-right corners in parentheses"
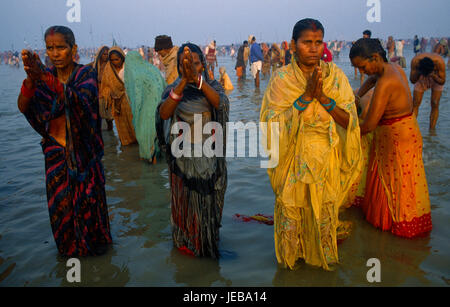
top-left (44, 26), bottom-right (76, 48)
top-left (349, 38), bottom-right (388, 62)
top-left (292, 18), bottom-right (324, 42)
top-left (418, 57), bottom-right (435, 76)
top-left (176, 43), bottom-right (210, 82)
top-left (363, 30), bottom-right (372, 38)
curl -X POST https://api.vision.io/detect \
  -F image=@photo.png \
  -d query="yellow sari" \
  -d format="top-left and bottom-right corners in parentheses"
top-left (161, 46), bottom-right (179, 85)
top-left (260, 59), bottom-right (362, 270)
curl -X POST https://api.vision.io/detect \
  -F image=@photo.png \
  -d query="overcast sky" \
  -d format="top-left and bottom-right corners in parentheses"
top-left (1, 0), bottom-right (449, 50)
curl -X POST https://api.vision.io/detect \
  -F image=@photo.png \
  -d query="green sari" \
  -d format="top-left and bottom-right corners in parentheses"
top-left (125, 51), bottom-right (166, 160)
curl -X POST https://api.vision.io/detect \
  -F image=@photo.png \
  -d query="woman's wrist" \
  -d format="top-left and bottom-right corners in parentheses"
top-left (318, 94), bottom-right (330, 105)
top-left (169, 88), bottom-right (183, 102)
top-left (320, 97), bottom-right (336, 112)
top-left (301, 94), bottom-right (313, 102)
top-left (294, 95), bottom-right (313, 112)
top-left (178, 78), bottom-right (188, 91)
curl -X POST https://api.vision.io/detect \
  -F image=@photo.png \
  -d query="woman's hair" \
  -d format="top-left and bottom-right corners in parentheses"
top-left (418, 57), bottom-right (435, 76)
top-left (109, 50), bottom-right (124, 62)
top-left (349, 38), bottom-right (388, 62)
top-left (292, 18), bottom-right (324, 42)
top-left (177, 43), bottom-right (209, 82)
top-left (44, 26), bottom-right (76, 48)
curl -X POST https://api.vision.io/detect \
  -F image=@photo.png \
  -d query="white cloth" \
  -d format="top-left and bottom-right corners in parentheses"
top-left (251, 60), bottom-right (262, 79)
top-left (395, 41), bottom-right (404, 57)
top-left (118, 66), bottom-right (125, 82)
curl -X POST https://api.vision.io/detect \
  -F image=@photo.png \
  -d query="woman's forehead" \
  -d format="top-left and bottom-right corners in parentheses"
top-left (110, 53), bottom-right (121, 60)
top-left (297, 29), bottom-right (324, 40)
top-left (45, 33), bottom-right (68, 45)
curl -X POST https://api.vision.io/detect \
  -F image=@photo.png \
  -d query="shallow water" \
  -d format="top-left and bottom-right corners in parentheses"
top-left (0, 49), bottom-right (449, 286)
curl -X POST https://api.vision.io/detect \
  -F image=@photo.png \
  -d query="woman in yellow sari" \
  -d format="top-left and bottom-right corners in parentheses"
top-left (100, 46), bottom-right (137, 146)
top-left (260, 19), bottom-right (362, 270)
top-left (92, 46), bottom-right (113, 131)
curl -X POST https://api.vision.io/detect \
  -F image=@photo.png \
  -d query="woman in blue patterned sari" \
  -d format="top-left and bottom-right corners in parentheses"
top-left (18, 26), bottom-right (112, 256)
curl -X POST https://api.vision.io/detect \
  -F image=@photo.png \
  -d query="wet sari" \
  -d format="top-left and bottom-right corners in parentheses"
top-left (156, 77), bottom-right (229, 259)
top-left (361, 114), bottom-right (432, 237)
top-left (92, 46), bottom-right (113, 121)
top-left (23, 64), bottom-right (112, 256)
top-left (260, 60), bottom-right (362, 270)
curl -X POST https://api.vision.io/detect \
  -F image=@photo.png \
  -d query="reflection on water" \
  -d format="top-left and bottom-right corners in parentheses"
top-left (169, 248), bottom-right (232, 287)
top-left (0, 49), bottom-right (449, 286)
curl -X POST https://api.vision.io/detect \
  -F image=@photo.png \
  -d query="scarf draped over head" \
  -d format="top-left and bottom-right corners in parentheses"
top-left (260, 58), bottom-right (362, 213)
top-left (156, 43), bottom-right (229, 157)
top-left (100, 46), bottom-right (126, 108)
top-left (93, 46), bottom-right (109, 75)
top-left (162, 45), bottom-right (179, 85)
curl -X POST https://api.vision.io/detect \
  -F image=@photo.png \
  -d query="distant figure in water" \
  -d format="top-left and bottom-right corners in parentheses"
top-left (235, 41), bottom-right (247, 81)
top-left (17, 25), bottom-right (112, 256)
top-left (101, 46), bottom-right (137, 145)
top-left (91, 45), bottom-right (114, 131)
top-left (219, 66), bottom-right (233, 91)
top-left (410, 53), bottom-right (446, 130)
top-left (351, 38), bottom-right (432, 238)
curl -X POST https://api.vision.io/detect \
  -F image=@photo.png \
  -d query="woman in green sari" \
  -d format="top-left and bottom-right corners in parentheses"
top-left (124, 51), bottom-right (166, 162)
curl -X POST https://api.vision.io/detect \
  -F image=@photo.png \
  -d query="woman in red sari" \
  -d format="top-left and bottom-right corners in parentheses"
top-left (18, 26), bottom-right (112, 256)
top-left (350, 38), bottom-right (432, 238)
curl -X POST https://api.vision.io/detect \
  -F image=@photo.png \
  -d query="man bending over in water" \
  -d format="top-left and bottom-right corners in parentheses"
top-left (410, 53), bottom-right (446, 131)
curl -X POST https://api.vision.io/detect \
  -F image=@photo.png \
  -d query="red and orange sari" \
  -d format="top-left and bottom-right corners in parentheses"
top-left (361, 114), bottom-right (432, 238)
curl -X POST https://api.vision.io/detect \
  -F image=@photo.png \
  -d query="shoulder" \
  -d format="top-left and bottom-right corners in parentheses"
top-left (377, 65), bottom-right (401, 88)
top-left (77, 64), bottom-right (97, 77)
top-left (268, 65), bottom-right (292, 86)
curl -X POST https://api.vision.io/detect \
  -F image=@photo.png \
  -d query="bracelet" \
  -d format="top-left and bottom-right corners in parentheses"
top-left (293, 100), bottom-right (308, 111)
top-left (169, 89), bottom-right (183, 102)
top-left (21, 80), bottom-right (36, 98)
top-left (322, 98), bottom-right (336, 112)
top-left (197, 74), bottom-right (203, 90)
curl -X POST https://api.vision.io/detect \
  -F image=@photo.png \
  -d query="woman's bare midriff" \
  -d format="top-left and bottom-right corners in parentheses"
top-left (49, 115), bottom-right (66, 147)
